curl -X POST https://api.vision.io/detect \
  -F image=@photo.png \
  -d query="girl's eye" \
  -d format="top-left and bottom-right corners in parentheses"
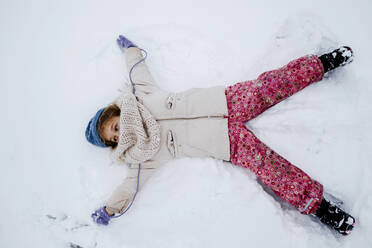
top-left (115, 124), bottom-right (119, 132)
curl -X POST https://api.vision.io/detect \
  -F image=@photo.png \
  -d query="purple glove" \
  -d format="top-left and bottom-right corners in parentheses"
top-left (116, 35), bottom-right (136, 52)
top-left (91, 206), bottom-right (113, 225)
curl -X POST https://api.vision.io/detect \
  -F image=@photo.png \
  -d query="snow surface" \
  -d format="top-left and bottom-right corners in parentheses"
top-left (1, 0), bottom-right (372, 247)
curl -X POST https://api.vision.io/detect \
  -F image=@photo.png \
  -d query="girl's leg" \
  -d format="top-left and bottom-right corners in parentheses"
top-left (228, 121), bottom-right (323, 214)
top-left (225, 55), bottom-right (324, 123)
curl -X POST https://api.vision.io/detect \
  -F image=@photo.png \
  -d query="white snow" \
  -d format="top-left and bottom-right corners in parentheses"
top-left (1, 0), bottom-right (372, 247)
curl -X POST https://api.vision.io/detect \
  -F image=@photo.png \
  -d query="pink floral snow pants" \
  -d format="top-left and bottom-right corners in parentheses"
top-left (225, 55), bottom-right (324, 215)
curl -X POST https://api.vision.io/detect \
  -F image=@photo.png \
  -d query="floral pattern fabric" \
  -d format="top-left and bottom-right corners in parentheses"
top-left (225, 55), bottom-right (324, 214)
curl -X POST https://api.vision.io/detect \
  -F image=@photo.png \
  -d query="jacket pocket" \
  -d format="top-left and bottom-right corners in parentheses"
top-left (166, 129), bottom-right (178, 158)
top-left (165, 93), bottom-right (178, 110)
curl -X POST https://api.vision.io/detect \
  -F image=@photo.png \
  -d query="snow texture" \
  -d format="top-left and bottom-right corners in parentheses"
top-left (1, 0), bottom-right (372, 247)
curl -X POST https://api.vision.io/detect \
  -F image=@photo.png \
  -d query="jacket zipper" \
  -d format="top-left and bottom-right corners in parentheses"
top-left (156, 115), bottom-right (227, 121)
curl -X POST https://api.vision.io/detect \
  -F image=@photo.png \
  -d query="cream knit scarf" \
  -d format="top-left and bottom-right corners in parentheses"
top-left (111, 84), bottom-right (161, 164)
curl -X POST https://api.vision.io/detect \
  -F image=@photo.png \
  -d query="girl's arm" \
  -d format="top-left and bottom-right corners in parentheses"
top-left (125, 47), bottom-right (161, 96)
top-left (105, 162), bottom-right (158, 215)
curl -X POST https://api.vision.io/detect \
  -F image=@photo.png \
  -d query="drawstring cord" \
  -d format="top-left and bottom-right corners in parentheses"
top-left (112, 48), bottom-right (148, 218)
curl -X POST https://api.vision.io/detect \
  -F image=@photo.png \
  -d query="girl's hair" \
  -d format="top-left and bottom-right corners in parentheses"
top-left (97, 104), bottom-right (121, 148)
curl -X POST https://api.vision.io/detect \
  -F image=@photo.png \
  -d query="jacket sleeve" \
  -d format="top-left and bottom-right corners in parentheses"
top-left (105, 161), bottom-right (159, 214)
top-left (125, 47), bottom-right (161, 96)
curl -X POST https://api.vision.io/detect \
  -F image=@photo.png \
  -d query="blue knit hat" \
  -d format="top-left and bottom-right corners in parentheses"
top-left (85, 108), bottom-right (108, 148)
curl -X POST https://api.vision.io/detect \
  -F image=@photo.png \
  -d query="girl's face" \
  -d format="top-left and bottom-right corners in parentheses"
top-left (102, 116), bottom-right (120, 144)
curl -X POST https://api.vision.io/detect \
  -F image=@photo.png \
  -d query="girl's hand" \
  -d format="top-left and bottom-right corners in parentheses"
top-left (91, 206), bottom-right (113, 225)
top-left (116, 35), bottom-right (136, 52)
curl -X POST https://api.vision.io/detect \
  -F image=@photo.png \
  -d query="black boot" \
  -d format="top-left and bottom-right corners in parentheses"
top-left (314, 198), bottom-right (355, 235)
top-left (318, 46), bottom-right (354, 73)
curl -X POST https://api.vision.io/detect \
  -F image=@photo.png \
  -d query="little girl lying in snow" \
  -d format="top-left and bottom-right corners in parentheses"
top-left (85, 35), bottom-right (355, 235)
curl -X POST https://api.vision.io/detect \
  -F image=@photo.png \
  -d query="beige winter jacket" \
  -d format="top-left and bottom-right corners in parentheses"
top-left (106, 47), bottom-right (231, 214)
